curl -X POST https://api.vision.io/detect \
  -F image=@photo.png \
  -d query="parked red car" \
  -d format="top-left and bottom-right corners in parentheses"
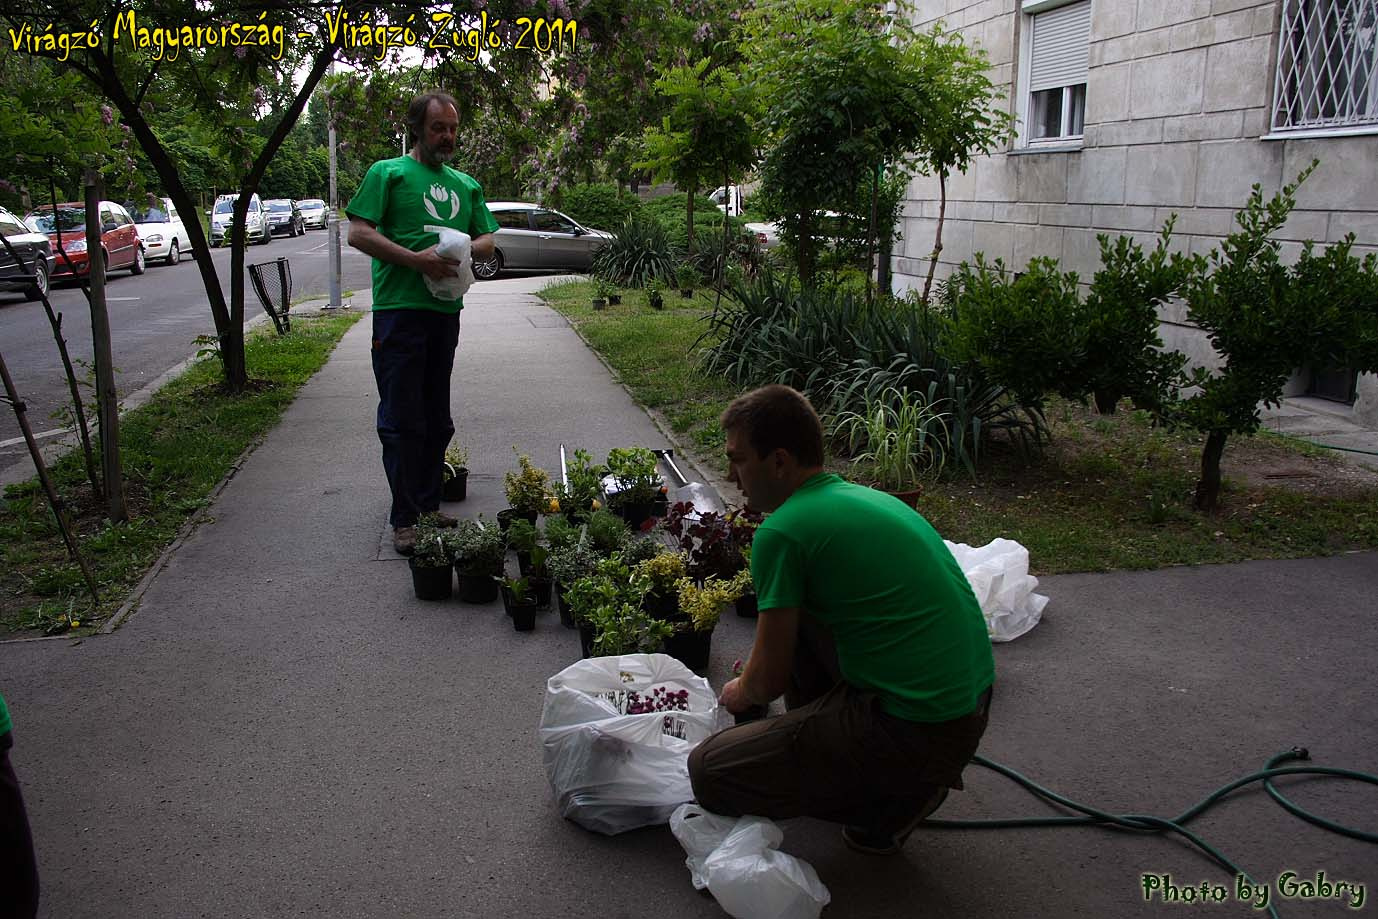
top-left (24, 200), bottom-right (146, 280)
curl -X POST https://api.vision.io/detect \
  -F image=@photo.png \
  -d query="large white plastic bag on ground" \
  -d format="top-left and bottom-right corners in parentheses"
top-left (541, 654), bottom-right (718, 835)
top-left (670, 804), bottom-right (831, 919)
top-left (421, 225), bottom-right (475, 300)
top-left (945, 537), bottom-right (1049, 642)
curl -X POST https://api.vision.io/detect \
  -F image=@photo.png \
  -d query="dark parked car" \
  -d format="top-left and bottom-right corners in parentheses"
top-left (265, 199), bottom-right (305, 237)
top-left (25, 200), bottom-right (145, 280)
top-left (472, 202), bottom-right (613, 280)
top-left (0, 205), bottom-right (54, 300)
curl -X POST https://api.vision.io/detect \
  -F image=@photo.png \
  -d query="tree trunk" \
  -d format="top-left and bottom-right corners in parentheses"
top-left (921, 170), bottom-right (948, 305)
top-left (797, 210), bottom-right (817, 285)
top-left (1194, 429), bottom-right (1229, 512)
top-left (686, 185), bottom-right (696, 254)
top-left (865, 165), bottom-right (880, 305)
top-left (84, 172), bottom-right (127, 523)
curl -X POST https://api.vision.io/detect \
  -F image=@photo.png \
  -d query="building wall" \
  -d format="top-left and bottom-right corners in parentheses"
top-left (893, 0), bottom-right (1378, 423)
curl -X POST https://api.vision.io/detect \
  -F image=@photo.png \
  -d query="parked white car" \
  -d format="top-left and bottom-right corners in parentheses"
top-left (127, 197), bottom-right (191, 265)
top-left (297, 198), bottom-right (329, 230)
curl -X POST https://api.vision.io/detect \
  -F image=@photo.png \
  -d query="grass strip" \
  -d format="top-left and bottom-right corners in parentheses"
top-left (0, 312), bottom-right (363, 637)
top-left (540, 279), bottom-right (1378, 575)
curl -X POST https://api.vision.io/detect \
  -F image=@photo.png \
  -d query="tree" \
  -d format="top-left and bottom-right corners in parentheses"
top-left (1177, 163), bottom-right (1378, 511)
top-left (637, 59), bottom-right (759, 254)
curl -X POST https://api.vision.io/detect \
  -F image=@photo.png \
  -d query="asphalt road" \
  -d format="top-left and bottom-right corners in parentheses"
top-left (0, 221), bottom-right (374, 466)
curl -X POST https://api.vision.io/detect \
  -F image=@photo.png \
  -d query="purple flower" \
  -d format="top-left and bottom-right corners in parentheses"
top-left (694, 22), bottom-right (711, 42)
top-left (100, 104), bottom-right (113, 126)
top-left (234, 44), bottom-right (247, 59)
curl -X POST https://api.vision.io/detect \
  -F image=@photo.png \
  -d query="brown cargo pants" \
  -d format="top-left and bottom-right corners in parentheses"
top-left (687, 615), bottom-right (992, 834)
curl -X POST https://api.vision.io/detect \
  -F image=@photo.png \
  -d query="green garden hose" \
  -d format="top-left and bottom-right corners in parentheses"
top-left (924, 748), bottom-right (1377, 919)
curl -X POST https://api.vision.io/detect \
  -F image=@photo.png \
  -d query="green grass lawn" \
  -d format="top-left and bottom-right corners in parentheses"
top-left (541, 279), bottom-right (1378, 575)
top-left (0, 313), bottom-right (363, 637)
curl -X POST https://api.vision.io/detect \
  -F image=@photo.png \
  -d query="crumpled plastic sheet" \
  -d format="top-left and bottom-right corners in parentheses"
top-left (945, 537), bottom-right (1049, 642)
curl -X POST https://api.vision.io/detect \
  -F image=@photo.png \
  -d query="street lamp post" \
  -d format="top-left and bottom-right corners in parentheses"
top-left (327, 60), bottom-right (343, 309)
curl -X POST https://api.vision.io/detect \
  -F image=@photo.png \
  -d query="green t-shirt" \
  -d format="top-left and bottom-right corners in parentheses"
top-left (0, 691), bottom-right (11, 737)
top-left (751, 473), bottom-right (995, 722)
top-left (344, 156), bottom-right (499, 314)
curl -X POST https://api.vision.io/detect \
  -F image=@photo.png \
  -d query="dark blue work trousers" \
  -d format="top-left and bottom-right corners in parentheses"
top-left (371, 308), bottom-right (461, 528)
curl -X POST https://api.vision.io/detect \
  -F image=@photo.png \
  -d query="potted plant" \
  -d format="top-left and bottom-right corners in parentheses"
top-left (634, 550), bottom-right (688, 621)
top-left (502, 449), bottom-right (551, 529)
top-left (662, 576), bottom-right (737, 672)
top-left (591, 277), bottom-right (613, 310)
top-left (502, 576), bottom-right (539, 631)
top-left (829, 386), bottom-right (943, 506)
top-left (442, 440), bottom-right (469, 502)
top-left (731, 562), bottom-right (757, 619)
top-left (547, 538), bottom-right (600, 629)
top-left (585, 506), bottom-right (631, 557)
top-left (554, 449), bottom-right (607, 525)
top-left (527, 545), bottom-right (554, 608)
top-left (675, 263), bottom-right (698, 298)
top-left (662, 501), bottom-right (760, 584)
top-left (408, 524), bottom-right (453, 601)
top-left (564, 558), bottom-right (671, 658)
top-left (646, 277), bottom-right (665, 311)
top-left (450, 517), bottom-right (506, 603)
top-left (604, 447), bottom-right (662, 529)
top-left (507, 517), bottom-right (539, 574)
top-left (607, 284), bottom-right (622, 305)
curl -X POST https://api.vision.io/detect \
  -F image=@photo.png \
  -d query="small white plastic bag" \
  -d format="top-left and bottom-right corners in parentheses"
top-left (670, 804), bottom-right (832, 919)
top-left (421, 225), bottom-right (475, 301)
top-left (540, 654), bottom-right (718, 835)
top-left (945, 537), bottom-right (1049, 642)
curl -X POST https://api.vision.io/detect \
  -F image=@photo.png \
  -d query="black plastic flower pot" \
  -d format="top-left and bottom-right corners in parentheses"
top-left (679, 289), bottom-right (693, 298)
top-left (409, 560), bottom-right (453, 602)
top-left (516, 551), bottom-right (532, 578)
top-left (578, 621), bottom-right (596, 658)
top-left (556, 584), bottom-right (575, 629)
top-left (663, 628), bottom-right (712, 673)
top-left (498, 508), bottom-right (538, 532)
top-left (735, 591), bottom-right (759, 619)
top-left (441, 464), bottom-right (468, 502)
top-left (511, 603), bottom-right (537, 632)
top-left (531, 576), bottom-right (553, 609)
top-left (614, 499), bottom-right (656, 531)
top-left (591, 297), bottom-right (607, 311)
top-left (455, 569), bottom-right (499, 604)
top-left (649, 294), bottom-right (664, 311)
top-left (652, 494), bottom-right (668, 517)
top-left (608, 293), bottom-right (621, 305)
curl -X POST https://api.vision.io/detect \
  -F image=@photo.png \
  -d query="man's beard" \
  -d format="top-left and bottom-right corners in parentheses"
top-left (418, 139), bottom-right (455, 166)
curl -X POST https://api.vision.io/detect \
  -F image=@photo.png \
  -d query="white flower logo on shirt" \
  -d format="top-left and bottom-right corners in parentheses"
top-left (423, 183), bottom-right (461, 222)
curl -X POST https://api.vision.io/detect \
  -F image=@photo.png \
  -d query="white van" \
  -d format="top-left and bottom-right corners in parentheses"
top-left (709, 185), bottom-right (744, 217)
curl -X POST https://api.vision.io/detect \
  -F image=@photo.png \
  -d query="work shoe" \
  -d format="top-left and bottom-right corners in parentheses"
top-left (841, 787), bottom-right (949, 856)
top-left (393, 526), bottom-right (417, 556)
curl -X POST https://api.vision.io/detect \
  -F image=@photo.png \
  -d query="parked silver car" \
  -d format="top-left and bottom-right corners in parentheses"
top-left (473, 202), bottom-right (613, 280)
top-left (0, 205), bottom-right (54, 300)
top-left (298, 198), bottom-right (328, 230)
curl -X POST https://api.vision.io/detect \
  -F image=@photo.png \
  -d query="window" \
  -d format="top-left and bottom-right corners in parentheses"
top-left (494, 209), bottom-right (530, 229)
top-left (0, 212), bottom-right (26, 237)
top-left (1272, 0), bottom-right (1378, 132)
top-left (533, 210), bottom-right (577, 233)
top-left (1019, 0), bottom-right (1091, 145)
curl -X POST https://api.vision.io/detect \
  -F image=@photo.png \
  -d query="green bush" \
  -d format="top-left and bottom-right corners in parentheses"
top-left (690, 225), bottom-right (765, 284)
top-left (592, 214), bottom-right (680, 286)
top-left (643, 193), bottom-right (748, 251)
top-left (945, 255), bottom-right (1086, 409)
top-left (558, 183), bottom-right (643, 232)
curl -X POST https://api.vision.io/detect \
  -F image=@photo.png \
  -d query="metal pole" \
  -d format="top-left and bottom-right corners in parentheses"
top-left (326, 59), bottom-right (342, 309)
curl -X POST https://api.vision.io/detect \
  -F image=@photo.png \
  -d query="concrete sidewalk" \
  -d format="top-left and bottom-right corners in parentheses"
top-left (1, 277), bottom-right (1375, 918)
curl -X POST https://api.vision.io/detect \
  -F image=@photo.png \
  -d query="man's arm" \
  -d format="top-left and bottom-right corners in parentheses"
top-left (471, 232), bottom-right (495, 260)
top-left (347, 216), bottom-right (458, 281)
top-left (719, 606), bottom-right (800, 713)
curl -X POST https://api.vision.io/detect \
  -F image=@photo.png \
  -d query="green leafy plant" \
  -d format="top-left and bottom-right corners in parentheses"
top-left (564, 558), bottom-right (673, 654)
top-left (506, 517), bottom-right (539, 554)
top-left (586, 507), bottom-right (631, 556)
top-left (444, 439), bottom-right (469, 469)
top-left (558, 183), bottom-right (643, 233)
top-left (605, 446), bottom-right (661, 508)
top-left (543, 514), bottom-right (581, 552)
top-left (555, 448), bottom-right (607, 523)
top-left (830, 385), bottom-right (948, 489)
top-left (593, 276), bottom-right (614, 301)
top-left (450, 517), bottom-right (507, 576)
top-left (547, 539), bottom-right (600, 588)
top-left (503, 450), bottom-right (552, 517)
top-left (592, 213), bottom-right (679, 286)
top-left (502, 576), bottom-right (533, 605)
top-left (675, 262), bottom-right (700, 291)
top-left (618, 535), bottom-right (662, 567)
top-left (410, 524), bottom-right (453, 569)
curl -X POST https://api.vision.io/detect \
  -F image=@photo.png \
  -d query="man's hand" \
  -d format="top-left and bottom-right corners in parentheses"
top-left (718, 677), bottom-right (753, 714)
top-left (411, 245), bottom-right (460, 281)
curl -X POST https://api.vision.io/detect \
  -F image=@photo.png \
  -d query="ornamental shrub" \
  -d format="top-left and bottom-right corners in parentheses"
top-left (558, 183), bottom-right (643, 233)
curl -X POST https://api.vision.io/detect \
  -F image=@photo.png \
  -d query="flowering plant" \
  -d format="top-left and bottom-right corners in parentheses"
top-left (450, 517), bottom-right (507, 576)
top-left (674, 576), bottom-right (737, 633)
top-left (410, 524), bottom-right (452, 569)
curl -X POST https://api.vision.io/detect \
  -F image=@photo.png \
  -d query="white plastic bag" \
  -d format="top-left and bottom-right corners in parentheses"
top-left (945, 537), bottom-right (1049, 642)
top-left (540, 654), bottom-right (718, 835)
top-left (421, 225), bottom-right (475, 301)
top-left (670, 804), bottom-right (831, 919)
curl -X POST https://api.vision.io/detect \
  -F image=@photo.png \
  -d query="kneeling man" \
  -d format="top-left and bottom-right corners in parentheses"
top-left (689, 384), bottom-right (994, 854)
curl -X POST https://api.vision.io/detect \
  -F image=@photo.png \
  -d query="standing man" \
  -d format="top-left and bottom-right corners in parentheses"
top-left (688, 384), bottom-right (995, 855)
top-left (347, 90), bottom-right (499, 555)
top-left (1, 691), bottom-right (40, 918)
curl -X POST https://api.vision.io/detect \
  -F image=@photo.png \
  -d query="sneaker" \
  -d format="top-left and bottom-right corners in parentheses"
top-left (841, 787), bottom-right (949, 856)
top-left (393, 526), bottom-right (417, 555)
